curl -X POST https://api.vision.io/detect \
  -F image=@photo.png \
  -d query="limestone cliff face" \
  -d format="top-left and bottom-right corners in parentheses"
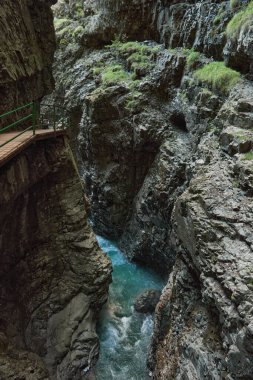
top-left (48, 0), bottom-right (253, 378)
top-left (0, 0), bottom-right (56, 119)
top-left (0, 137), bottom-right (111, 379)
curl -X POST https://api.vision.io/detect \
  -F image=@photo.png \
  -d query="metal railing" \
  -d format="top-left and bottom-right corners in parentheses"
top-left (0, 102), bottom-right (36, 148)
top-left (0, 102), bottom-right (67, 148)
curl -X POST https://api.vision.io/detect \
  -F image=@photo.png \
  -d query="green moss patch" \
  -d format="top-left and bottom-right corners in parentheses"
top-left (110, 40), bottom-right (152, 54)
top-left (100, 64), bottom-right (131, 85)
top-left (54, 17), bottom-right (85, 45)
top-left (108, 39), bottom-right (158, 77)
top-left (193, 61), bottom-right (241, 94)
top-left (227, 1), bottom-right (253, 39)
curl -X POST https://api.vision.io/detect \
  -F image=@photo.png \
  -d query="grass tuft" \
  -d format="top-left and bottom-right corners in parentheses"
top-left (186, 51), bottom-right (201, 68)
top-left (193, 61), bottom-right (241, 94)
top-left (227, 1), bottom-right (253, 39)
top-left (101, 64), bottom-right (130, 85)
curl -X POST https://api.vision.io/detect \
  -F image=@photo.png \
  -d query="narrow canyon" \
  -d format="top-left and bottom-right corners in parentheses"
top-left (0, 0), bottom-right (253, 379)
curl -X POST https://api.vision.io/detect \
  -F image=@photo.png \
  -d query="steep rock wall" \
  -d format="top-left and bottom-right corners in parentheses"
top-left (0, 0), bottom-right (56, 120)
top-left (0, 136), bottom-right (111, 379)
top-left (0, 1), bottom-right (112, 378)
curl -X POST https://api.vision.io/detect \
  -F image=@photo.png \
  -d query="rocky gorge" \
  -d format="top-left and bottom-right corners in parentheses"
top-left (0, 0), bottom-right (253, 379)
top-left (46, 0), bottom-right (253, 379)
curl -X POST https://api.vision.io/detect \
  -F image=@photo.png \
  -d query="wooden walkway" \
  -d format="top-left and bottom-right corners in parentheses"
top-left (0, 129), bottom-right (66, 168)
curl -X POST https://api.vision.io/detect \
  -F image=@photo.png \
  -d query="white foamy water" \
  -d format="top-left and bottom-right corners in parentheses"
top-left (96, 236), bottom-right (164, 380)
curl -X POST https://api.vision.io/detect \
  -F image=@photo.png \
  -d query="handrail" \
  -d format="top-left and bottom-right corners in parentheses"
top-left (0, 102), bottom-right (33, 119)
top-left (0, 102), bottom-right (36, 148)
top-left (0, 101), bottom-right (67, 149)
top-left (0, 114), bottom-right (33, 134)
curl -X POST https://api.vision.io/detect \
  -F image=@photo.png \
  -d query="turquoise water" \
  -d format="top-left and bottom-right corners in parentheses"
top-left (96, 236), bottom-right (164, 380)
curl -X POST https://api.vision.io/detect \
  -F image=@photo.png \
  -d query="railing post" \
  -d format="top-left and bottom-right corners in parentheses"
top-left (32, 101), bottom-right (37, 135)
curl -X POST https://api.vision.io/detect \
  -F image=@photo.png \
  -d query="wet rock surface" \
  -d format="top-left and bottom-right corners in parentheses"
top-left (134, 289), bottom-right (162, 314)
top-left (0, 0), bottom-right (57, 120)
top-left (48, 0), bottom-right (253, 379)
top-left (0, 137), bottom-right (112, 379)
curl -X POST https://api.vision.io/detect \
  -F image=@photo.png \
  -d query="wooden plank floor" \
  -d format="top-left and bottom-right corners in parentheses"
top-left (0, 129), bottom-right (66, 168)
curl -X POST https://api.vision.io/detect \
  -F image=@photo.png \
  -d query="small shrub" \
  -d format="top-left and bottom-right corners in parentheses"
top-left (227, 1), bottom-right (253, 39)
top-left (194, 61), bottom-right (241, 94)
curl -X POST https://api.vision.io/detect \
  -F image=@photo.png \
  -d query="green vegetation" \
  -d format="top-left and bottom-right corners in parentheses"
top-left (242, 151), bottom-right (253, 160)
top-left (91, 39), bottom-right (159, 111)
top-left (108, 39), bottom-right (158, 77)
top-left (73, 25), bottom-right (85, 37)
top-left (186, 51), bottom-right (201, 68)
top-left (214, 13), bottom-right (222, 25)
top-left (100, 64), bottom-right (131, 85)
top-left (233, 129), bottom-right (253, 141)
top-left (110, 39), bottom-right (152, 54)
top-left (194, 61), bottom-right (241, 94)
top-left (54, 18), bottom-right (71, 28)
top-left (168, 48), bottom-right (202, 69)
top-left (227, 1), bottom-right (253, 39)
top-left (91, 61), bottom-right (144, 112)
top-left (71, 0), bottom-right (84, 17)
top-left (125, 91), bottom-right (142, 111)
top-left (54, 16), bottom-right (85, 45)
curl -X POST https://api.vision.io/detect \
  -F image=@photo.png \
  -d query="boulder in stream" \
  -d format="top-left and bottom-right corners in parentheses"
top-left (134, 289), bottom-right (161, 314)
